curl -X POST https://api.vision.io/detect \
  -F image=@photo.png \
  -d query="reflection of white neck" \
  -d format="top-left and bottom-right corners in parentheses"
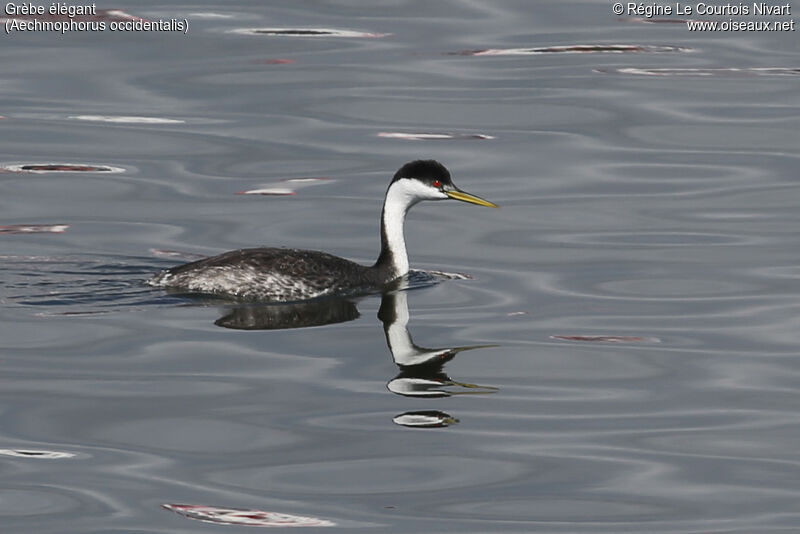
top-left (385, 290), bottom-right (449, 367)
top-left (386, 290), bottom-right (412, 359)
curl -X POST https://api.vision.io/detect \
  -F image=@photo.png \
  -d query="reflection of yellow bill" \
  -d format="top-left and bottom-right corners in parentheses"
top-left (446, 189), bottom-right (499, 208)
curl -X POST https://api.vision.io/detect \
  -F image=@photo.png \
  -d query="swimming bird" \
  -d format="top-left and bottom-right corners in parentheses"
top-left (148, 160), bottom-right (498, 301)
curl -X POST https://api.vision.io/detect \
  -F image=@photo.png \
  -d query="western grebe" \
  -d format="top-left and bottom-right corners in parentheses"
top-left (148, 160), bottom-right (498, 301)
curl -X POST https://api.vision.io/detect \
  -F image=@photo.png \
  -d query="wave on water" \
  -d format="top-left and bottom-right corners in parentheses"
top-left (1, 254), bottom-right (183, 315)
top-left (0, 255), bottom-right (470, 317)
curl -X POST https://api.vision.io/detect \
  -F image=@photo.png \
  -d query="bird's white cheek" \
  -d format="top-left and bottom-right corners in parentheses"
top-left (421, 190), bottom-right (447, 201)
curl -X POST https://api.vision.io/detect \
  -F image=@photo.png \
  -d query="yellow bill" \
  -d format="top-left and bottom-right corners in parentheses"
top-left (446, 189), bottom-right (499, 208)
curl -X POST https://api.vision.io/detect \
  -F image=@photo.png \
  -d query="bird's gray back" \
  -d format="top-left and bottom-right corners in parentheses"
top-left (150, 247), bottom-right (377, 301)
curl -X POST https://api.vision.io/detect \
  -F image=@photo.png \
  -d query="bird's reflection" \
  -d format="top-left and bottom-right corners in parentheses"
top-left (212, 285), bottom-right (497, 427)
top-left (378, 289), bottom-right (497, 398)
top-left (214, 298), bottom-right (359, 330)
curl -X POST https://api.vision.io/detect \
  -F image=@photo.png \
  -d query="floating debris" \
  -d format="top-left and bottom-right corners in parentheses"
top-left (393, 411), bottom-right (459, 428)
top-left (2, 163), bottom-right (125, 174)
top-left (189, 12), bottom-right (234, 19)
top-left (506, 311), bottom-right (529, 316)
top-left (163, 504), bottom-right (336, 527)
top-left (456, 44), bottom-right (691, 56)
top-left (551, 335), bottom-right (661, 343)
top-left (237, 177), bottom-right (330, 196)
top-left (103, 9), bottom-right (146, 21)
top-left (237, 187), bottom-right (296, 196)
top-left (378, 132), bottom-right (494, 141)
top-left (253, 58), bottom-right (296, 65)
top-left (619, 16), bottom-right (698, 23)
top-left (68, 115), bottom-right (185, 124)
top-left (597, 67), bottom-right (800, 77)
top-left (0, 449), bottom-right (76, 459)
top-left (0, 224), bottom-right (69, 235)
top-left (0, 9), bottom-right (145, 23)
top-left (230, 27), bottom-right (387, 38)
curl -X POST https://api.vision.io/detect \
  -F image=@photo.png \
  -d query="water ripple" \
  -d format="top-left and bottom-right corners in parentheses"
top-left (599, 67), bottom-right (800, 77)
top-left (3, 0), bottom-right (800, 531)
top-left (210, 456), bottom-right (526, 495)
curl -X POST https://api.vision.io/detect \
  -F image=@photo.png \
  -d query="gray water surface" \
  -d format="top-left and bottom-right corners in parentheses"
top-left (2, 1), bottom-right (800, 532)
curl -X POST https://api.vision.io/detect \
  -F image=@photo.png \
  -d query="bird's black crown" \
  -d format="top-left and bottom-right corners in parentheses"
top-left (391, 160), bottom-right (453, 188)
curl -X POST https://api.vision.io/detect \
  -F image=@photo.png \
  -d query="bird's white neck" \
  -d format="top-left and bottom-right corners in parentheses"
top-left (375, 179), bottom-right (424, 280)
top-left (381, 183), bottom-right (411, 278)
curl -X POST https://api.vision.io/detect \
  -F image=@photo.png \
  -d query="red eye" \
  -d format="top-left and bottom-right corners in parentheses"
top-left (433, 180), bottom-right (442, 188)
